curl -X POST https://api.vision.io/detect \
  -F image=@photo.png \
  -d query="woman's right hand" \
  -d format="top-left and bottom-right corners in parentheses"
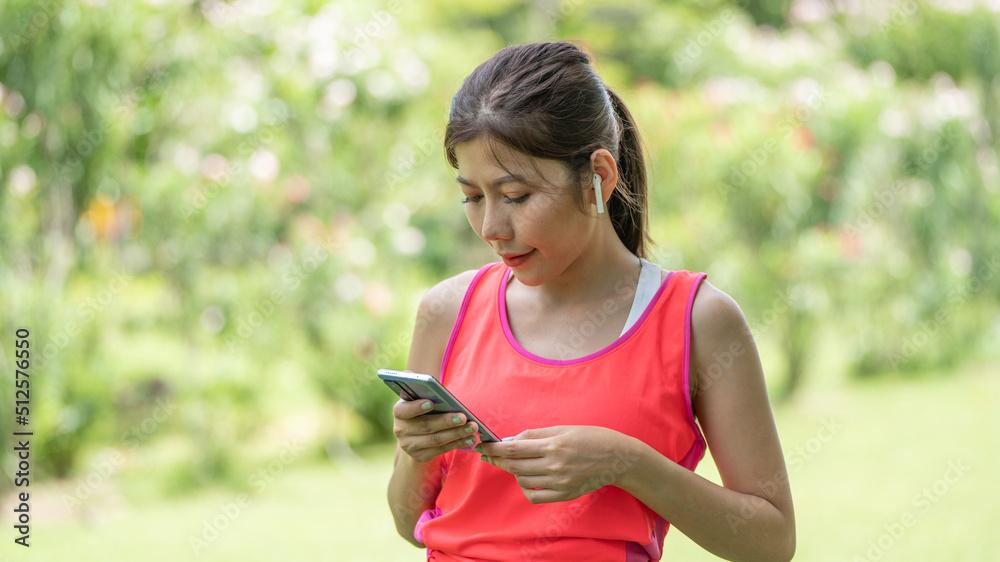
top-left (393, 399), bottom-right (480, 463)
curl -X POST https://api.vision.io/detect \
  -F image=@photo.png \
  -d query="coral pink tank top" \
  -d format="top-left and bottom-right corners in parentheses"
top-left (418, 262), bottom-right (707, 561)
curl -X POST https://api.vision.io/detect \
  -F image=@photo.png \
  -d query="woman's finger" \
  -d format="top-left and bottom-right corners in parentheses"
top-left (478, 436), bottom-right (546, 459)
top-left (519, 487), bottom-right (567, 505)
top-left (418, 421), bottom-right (478, 448)
top-left (394, 409), bottom-right (468, 437)
top-left (512, 474), bottom-right (558, 490)
top-left (392, 399), bottom-right (436, 420)
top-left (481, 455), bottom-right (548, 476)
top-left (404, 428), bottom-right (479, 462)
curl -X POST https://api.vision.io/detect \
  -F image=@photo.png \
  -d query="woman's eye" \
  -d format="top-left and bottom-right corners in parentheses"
top-left (461, 194), bottom-right (527, 204)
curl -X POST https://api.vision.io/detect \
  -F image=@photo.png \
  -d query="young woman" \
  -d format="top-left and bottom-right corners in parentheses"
top-left (388, 42), bottom-right (795, 562)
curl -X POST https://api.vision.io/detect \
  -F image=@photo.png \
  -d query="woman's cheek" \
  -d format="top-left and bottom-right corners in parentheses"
top-left (467, 208), bottom-right (483, 237)
top-left (520, 201), bottom-right (549, 225)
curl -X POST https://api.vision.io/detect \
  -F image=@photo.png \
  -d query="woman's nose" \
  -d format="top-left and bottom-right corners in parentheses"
top-left (480, 200), bottom-right (512, 242)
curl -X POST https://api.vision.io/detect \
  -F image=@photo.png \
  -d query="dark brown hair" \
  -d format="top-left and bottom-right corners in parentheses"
top-left (444, 41), bottom-right (650, 258)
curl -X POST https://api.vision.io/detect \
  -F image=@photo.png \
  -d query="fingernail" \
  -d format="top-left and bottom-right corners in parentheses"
top-left (465, 438), bottom-right (474, 445)
top-left (452, 415), bottom-right (462, 424)
top-left (421, 401), bottom-right (433, 411)
top-left (474, 445), bottom-right (482, 453)
top-left (480, 454), bottom-right (488, 462)
top-left (465, 425), bottom-right (474, 433)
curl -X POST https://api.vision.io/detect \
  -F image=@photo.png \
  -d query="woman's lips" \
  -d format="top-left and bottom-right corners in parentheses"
top-left (501, 250), bottom-right (533, 268)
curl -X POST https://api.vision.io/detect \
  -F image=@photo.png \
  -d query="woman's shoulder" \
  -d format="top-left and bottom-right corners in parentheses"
top-left (655, 270), bottom-right (748, 357)
top-left (418, 268), bottom-right (483, 318)
top-left (689, 280), bottom-right (747, 336)
top-left (414, 268), bottom-right (487, 340)
top-left (687, 279), bottom-right (757, 395)
top-left (409, 268), bottom-right (485, 378)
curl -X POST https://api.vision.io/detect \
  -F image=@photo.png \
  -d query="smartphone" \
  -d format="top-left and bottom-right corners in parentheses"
top-left (377, 369), bottom-right (501, 443)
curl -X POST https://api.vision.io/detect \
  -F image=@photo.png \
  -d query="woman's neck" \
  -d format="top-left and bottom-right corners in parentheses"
top-left (512, 227), bottom-right (642, 310)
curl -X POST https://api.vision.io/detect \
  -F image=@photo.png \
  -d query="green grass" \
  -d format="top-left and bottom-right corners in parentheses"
top-left (4, 361), bottom-right (998, 561)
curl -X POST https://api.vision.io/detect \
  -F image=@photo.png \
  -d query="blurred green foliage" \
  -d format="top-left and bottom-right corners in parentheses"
top-left (1, 0), bottom-right (998, 490)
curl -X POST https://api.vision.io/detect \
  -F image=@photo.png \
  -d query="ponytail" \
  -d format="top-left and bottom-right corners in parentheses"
top-left (605, 87), bottom-right (650, 259)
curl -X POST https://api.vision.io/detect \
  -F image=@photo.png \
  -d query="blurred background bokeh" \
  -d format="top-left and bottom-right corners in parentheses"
top-left (1, 0), bottom-right (998, 560)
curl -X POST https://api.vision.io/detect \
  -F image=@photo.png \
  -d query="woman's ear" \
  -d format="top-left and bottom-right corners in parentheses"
top-left (589, 148), bottom-right (618, 210)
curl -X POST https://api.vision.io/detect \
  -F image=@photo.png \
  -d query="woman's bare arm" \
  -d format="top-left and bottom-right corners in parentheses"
top-left (617, 281), bottom-right (795, 561)
top-left (387, 270), bottom-right (477, 547)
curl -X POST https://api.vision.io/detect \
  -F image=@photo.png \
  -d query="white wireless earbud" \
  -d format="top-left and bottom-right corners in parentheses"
top-left (592, 174), bottom-right (605, 215)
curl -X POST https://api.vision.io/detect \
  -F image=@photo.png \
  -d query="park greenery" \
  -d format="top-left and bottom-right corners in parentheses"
top-left (1, 0), bottom-right (998, 531)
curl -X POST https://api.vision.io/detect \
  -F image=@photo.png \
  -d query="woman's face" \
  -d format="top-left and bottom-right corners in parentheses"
top-left (454, 137), bottom-right (595, 286)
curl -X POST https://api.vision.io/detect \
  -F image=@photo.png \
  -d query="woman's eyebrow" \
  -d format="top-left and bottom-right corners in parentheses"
top-left (455, 174), bottom-right (525, 188)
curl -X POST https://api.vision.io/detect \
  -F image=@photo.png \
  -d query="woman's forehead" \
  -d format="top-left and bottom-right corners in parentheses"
top-left (454, 138), bottom-right (570, 186)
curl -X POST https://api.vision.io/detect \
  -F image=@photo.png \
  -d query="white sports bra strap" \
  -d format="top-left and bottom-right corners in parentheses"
top-left (620, 258), bottom-right (663, 336)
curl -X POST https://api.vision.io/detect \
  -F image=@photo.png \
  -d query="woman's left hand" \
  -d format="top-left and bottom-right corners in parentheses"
top-left (476, 426), bottom-right (640, 504)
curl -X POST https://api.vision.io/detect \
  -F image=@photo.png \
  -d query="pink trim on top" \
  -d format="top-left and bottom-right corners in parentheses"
top-left (625, 540), bottom-right (651, 561)
top-left (498, 265), bottom-right (676, 366)
top-left (439, 263), bottom-right (496, 381)
top-left (635, 517), bottom-right (669, 561)
top-left (679, 272), bottom-right (708, 470)
top-left (413, 506), bottom-right (442, 543)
